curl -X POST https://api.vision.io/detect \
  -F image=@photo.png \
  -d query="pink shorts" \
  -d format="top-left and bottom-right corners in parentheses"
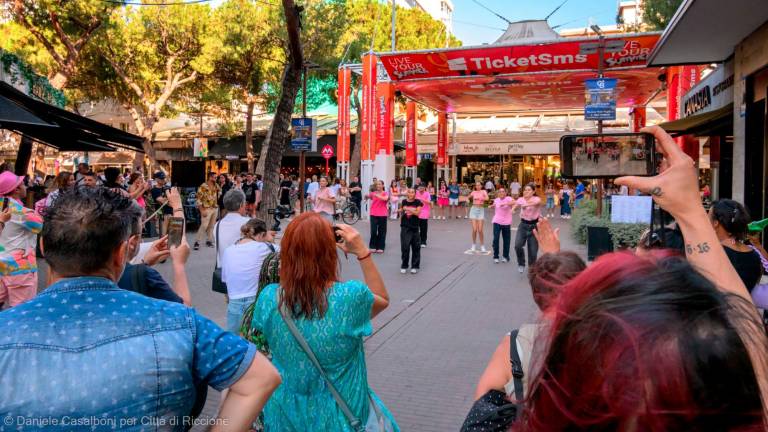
top-left (437, 197), bottom-right (449, 206)
top-left (0, 272), bottom-right (38, 307)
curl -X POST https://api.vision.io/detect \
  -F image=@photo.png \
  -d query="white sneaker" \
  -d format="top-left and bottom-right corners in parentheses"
top-left (400, 269), bottom-right (407, 274)
top-left (410, 268), bottom-right (418, 274)
top-left (480, 245), bottom-right (487, 253)
top-left (501, 258), bottom-right (509, 263)
top-left (421, 244), bottom-right (426, 248)
top-left (470, 244), bottom-right (476, 252)
top-left (494, 258), bottom-right (499, 264)
top-left (518, 266), bottom-right (525, 274)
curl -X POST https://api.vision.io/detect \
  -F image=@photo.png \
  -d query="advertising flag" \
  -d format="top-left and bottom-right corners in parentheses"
top-left (337, 68), bottom-right (351, 162)
top-left (361, 54), bottom-right (377, 161)
top-left (405, 101), bottom-right (417, 166)
top-left (437, 112), bottom-right (447, 166)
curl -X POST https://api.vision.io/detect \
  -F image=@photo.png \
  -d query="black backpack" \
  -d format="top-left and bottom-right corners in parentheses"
top-left (460, 329), bottom-right (524, 432)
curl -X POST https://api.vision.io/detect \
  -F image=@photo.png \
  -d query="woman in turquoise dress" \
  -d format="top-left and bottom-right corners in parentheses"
top-left (251, 212), bottom-right (399, 431)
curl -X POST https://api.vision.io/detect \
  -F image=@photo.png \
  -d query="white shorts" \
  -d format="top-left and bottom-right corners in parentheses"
top-left (469, 206), bottom-right (485, 220)
top-left (449, 197), bottom-right (459, 206)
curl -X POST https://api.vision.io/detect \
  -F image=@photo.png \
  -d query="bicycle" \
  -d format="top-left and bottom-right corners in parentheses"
top-left (336, 201), bottom-right (361, 225)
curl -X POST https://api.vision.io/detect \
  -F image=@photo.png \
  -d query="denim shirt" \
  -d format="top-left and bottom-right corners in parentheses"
top-left (0, 277), bottom-right (256, 431)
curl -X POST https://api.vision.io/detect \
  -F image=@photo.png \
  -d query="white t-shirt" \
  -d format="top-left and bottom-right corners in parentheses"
top-left (510, 182), bottom-right (521, 195)
top-left (221, 241), bottom-right (278, 300)
top-left (214, 212), bottom-right (251, 267)
top-left (307, 181), bottom-right (320, 198)
top-left (485, 181), bottom-right (495, 191)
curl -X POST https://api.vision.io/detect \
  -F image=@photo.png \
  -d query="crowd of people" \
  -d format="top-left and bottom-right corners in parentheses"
top-left (0, 126), bottom-right (767, 431)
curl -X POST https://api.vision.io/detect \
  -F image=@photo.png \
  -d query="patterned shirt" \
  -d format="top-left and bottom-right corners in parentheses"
top-left (0, 198), bottom-right (43, 276)
top-left (197, 182), bottom-right (220, 209)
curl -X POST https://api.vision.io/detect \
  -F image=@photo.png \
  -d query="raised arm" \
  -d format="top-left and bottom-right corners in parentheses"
top-left (335, 224), bottom-right (389, 319)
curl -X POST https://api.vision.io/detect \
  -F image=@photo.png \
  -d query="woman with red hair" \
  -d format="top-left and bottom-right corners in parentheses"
top-left (515, 126), bottom-right (768, 431)
top-left (250, 213), bottom-right (399, 431)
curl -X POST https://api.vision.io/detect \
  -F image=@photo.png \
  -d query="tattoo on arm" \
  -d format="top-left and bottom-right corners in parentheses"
top-left (685, 242), bottom-right (711, 255)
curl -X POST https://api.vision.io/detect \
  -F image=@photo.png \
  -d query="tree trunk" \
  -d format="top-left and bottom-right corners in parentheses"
top-left (48, 72), bottom-right (69, 90)
top-left (15, 135), bottom-right (33, 176)
top-left (245, 100), bottom-right (256, 173)
top-left (349, 88), bottom-right (362, 178)
top-left (257, 63), bottom-right (302, 221)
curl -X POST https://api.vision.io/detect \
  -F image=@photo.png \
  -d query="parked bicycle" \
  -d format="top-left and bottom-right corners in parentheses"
top-left (336, 201), bottom-right (361, 224)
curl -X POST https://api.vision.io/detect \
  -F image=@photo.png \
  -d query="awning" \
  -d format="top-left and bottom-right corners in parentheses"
top-left (647, 0), bottom-right (768, 66)
top-left (658, 103), bottom-right (733, 136)
top-left (0, 82), bottom-right (144, 152)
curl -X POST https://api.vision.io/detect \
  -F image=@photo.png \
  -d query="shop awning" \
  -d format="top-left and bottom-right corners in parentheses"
top-left (0, 82), bottom-right (144, 152)
top-left (647, 0), bottom-right (768, 66)
top-left (376, 33), bottom-right (664, 114)
top-left (658, 103), bottom-right (733, 136)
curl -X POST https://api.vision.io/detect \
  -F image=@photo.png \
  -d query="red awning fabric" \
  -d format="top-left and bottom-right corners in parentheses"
top-left (376, 33), bottom-right (664, 114)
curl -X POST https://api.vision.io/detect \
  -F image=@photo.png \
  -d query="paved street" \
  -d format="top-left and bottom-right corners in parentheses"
top-left (151, 213), bottom-right (584, 431)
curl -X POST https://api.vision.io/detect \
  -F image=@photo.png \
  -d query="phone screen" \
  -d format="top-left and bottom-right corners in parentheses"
top-left (560, 133), bottom-right (655, 178)
top-left (168, 217), bottom-right (185, 248)
top-left (1, 198), bottom-right (8, 211)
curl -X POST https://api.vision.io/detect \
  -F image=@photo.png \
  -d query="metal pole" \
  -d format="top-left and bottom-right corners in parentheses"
top-left (596, 34), bottom-right (605, 217)
top-left (299, 66), bottom-right (308, 213)
top-left (391, 0), bottom-right (396, 51)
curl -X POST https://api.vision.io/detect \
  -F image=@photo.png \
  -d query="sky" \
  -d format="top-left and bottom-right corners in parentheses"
top-left (450, 0), bottom-right (622, 46)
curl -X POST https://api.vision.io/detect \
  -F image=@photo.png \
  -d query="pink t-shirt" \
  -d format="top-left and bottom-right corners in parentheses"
top-left (369, 191), bottom-right (389, 217)
top-left (313, 187), bottom-right (336, 215)
top-left (516, 196), bottom-right (542, 221)
top-left (415, 191), bottom-right (431, 219)
top-left (469, 190), bottom-right (489, 206)
top-left (492, 197), bottom-right (514, 225)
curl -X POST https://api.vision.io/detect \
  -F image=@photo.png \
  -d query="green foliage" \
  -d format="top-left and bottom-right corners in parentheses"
top-left (570, 199), bottom-right (647, 249)
top-left (642, 0), bottom-right (685, 30)
top-left (0, 49), bottom-right (66, 107)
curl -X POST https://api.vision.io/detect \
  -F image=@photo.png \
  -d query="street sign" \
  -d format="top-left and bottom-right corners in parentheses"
top-left (290, 117), bottom-right (317, 152)
top-left (584, 78), bottom-right (617, 120)
top-left (321, 144), bottom-right (334, 159)
top-left (578, 39), bottom-right (626, 55)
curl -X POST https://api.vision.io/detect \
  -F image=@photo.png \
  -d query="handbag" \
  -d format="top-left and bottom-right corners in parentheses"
top-left (278, 302), bottom-right (394, 432)
top-left (211, 221), bottom-right (227, 294)
top-left (460, 329), bottom-right (524, 432)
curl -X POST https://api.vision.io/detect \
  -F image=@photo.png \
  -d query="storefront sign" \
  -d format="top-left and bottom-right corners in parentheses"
top-left (584, 78), bottom-right (617, 120)
top-left (418, 141), bottom-right (559, 155)
top-left (405, 101), bottom-right (417, 166)
top-left (437, 113), bottom-right (448, 165)
top-left (290, 117), bottom-right (317, 152)
top-left (193, 137), bottom-right (208, 157)
top-left (378, 34), bottom-right (660, 81)
top-left (375, 82), bottom-right (394, 155)
top-left (681, 61), bottom-right (734, 118)
top-left (337, 68), bottom-right (351, 162)
top-left (361, 54), bottom-right (377, 161)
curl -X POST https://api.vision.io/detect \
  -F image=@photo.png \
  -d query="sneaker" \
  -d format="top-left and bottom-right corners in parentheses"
top-left (410, 268), bottom-right (418, 274)
top-left (480, 245), bottom-right (487, 253)
top-left (420, 244), bottom-right (426, 248)
top-left (494, 258), bottom-right (499, 264)
top-left (518, 266), bottom-right (525, 274)
top-left (400, 269), bottom-right (407, 274)
top-left (470, 244), bottom-right (476, 252)
top-left (206, 241), bottom-right (214, 248)
top-left (193, 242), bottom-right (200, 250)
top-left (501, 258), bottom-right (509, 263)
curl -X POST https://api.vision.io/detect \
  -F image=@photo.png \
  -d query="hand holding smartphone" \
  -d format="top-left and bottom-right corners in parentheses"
top-left (167, 217), bottom-right (185, 248)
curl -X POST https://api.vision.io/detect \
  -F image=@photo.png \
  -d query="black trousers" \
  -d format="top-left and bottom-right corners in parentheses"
top-left (369, 215), bottom-right (387, 250)
top-left (418, 218), bottom-right (428, 245)
top-left (514, 220), bottom-right (539, 267)
top-left (400, 226), bottom-right (421, 269)
top-left (492, 223), bottom-right (511, 260)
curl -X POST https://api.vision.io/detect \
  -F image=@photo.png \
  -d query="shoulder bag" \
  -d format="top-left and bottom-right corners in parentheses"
top-left (278, 302), bottom-right (394, 432)
top-left (211, 222), bottom-right (228, 294)
top-left (460, 329), bottom-right (524, 432)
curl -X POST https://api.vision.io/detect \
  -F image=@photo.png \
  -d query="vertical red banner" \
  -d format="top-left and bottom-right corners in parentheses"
top-left (437, 112), bottom-right (447, 166)
top-left (405, 101), bottom-right (417, 166)
top-left (337, 68), bottom-right (351, 162)
top-left (667, 65), bottom-right (701, 160)
top-left (361, 54), bottom-right (378, 161)
top-left (631, 106), bottom-right (646, 132)
top-left (375, 82), bottom-right (394, 155)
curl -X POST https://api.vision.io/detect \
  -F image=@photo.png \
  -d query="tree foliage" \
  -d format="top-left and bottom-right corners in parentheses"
top-left (641, 0), bottom-right (684, 30)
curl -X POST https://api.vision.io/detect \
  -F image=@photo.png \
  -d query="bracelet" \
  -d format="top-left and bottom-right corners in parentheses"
top-left (357, 251), bottom-right (372, 261)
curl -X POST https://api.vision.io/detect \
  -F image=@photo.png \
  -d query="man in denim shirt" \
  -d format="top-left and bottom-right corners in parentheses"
top-left (0, 188), bottom-right (280, 431)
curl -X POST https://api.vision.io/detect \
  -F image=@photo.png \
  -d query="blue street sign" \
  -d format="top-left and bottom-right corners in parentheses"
top-left (584, 78), bottom-right (617, 121)
top-left (291, 118), bottom-right (317, 152)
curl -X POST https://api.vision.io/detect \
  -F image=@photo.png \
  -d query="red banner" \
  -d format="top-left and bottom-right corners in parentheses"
top-left (361, 54), bottom-right (377, 161)
top-left (405, 101), bottom-right (417, 166)
top-left (437, 112), bottom-right (447, 166)
top-left (631, 106), bottom-right (646, 132)
top-left (337, 68), bottom-right (351, 162)
top-left (667, 65), bottom-right (702, 160)
top-left (375, 82), bottom-right (394, 155)
top-left (378, 34), bottom-right (660, 82)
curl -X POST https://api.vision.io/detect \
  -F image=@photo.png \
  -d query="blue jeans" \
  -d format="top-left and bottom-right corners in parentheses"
top-left (227, 295), bottom-right (257, 334)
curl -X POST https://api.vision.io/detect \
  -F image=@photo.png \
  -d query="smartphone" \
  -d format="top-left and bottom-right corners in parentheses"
top-left (168, 217), bottom-right (185, 248)
top-left (1, 197), bottom-right (8, 211)
top-left (332, 226), bottom-right (343, 243)
top-left (560, 133), bottom-right (656, 178)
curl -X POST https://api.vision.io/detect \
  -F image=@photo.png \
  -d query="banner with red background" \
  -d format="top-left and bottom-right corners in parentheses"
top-left (361, 54), bottom-right (377, 161)
top-left (405, 101), bottom-right (417, 166)
top-left (375, 82), bottom-right (394, 155)
top-left (437, 113), bottom-right (447, 166)
top-left (336, 68), bottom-right (351, 162)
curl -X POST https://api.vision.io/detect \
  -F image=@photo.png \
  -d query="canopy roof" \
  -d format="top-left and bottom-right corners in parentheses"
top-left (376, 33), bottom-right (663, 114)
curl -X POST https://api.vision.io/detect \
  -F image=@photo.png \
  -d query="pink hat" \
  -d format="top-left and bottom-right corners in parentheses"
top-left (0, 171), bottom-right (23, 196)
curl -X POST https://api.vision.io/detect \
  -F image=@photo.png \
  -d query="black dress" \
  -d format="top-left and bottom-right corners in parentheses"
top-left (724, 246), bottom-right (763, 292)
